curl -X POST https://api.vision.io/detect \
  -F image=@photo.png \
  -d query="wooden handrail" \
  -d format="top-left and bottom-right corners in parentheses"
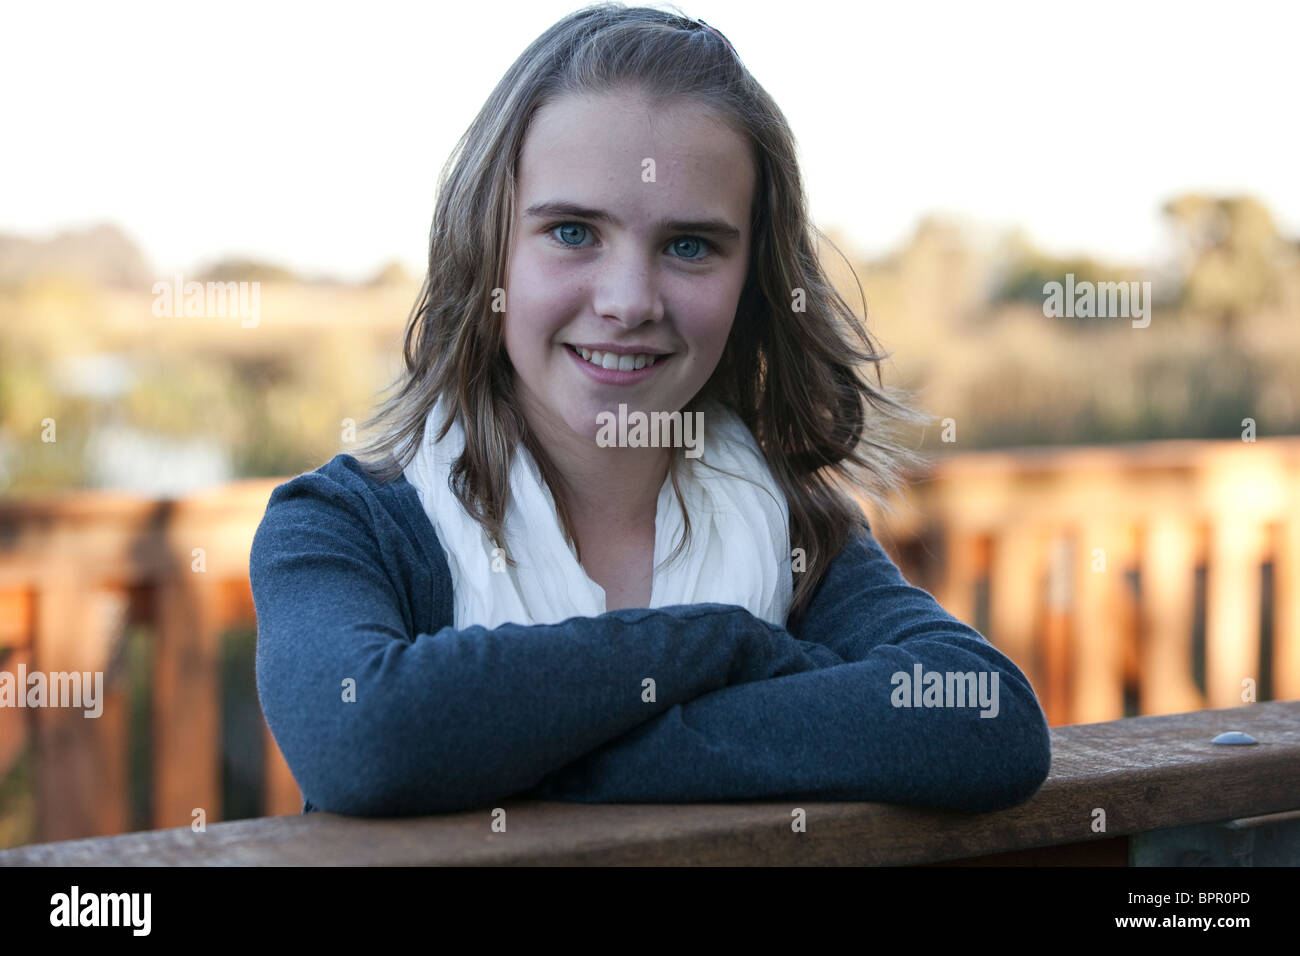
top-left (2, 701), bottom-right (1295, 866)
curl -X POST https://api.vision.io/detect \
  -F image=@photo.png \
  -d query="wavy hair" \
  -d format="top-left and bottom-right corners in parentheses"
top-left (349, 2), bottom-right (934, 632)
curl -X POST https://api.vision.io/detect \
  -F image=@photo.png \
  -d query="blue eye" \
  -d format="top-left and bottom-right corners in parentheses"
top-left (669, 236), bottom-right (707, 259)
top-left (554, 223), bottom-right (587, 246)
top-left (546, 222), bottom-right (715, 261)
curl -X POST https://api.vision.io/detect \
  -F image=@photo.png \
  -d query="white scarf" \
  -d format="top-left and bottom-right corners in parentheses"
top-left (403, 395), bottom-right (792, 630)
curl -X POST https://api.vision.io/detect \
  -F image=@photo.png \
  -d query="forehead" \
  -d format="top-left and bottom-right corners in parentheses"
top-left (516, 88), bottom-right (755, 225)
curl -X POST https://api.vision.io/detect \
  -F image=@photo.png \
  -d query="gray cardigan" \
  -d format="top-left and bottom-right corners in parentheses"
top-left (250, 453), bottom-right (1051, 815)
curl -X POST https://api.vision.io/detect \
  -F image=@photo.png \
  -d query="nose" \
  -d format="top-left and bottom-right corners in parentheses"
top-left (589, 245), bottom-right (665, 329)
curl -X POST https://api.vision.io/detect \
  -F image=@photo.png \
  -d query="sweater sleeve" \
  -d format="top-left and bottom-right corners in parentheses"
top-left (249, 467), bottom-right (843, 816)
top-left (525, 523), bottom-right (1053, 812)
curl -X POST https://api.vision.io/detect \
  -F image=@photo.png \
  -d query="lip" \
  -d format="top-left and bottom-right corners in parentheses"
top-left (564, 343), bottom-right (671, 385)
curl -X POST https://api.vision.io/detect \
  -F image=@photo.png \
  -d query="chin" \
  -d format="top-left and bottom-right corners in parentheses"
top-left (547, 400), bottom-right (601, 442)
top-left (560, 400), bottom-right (633, 444)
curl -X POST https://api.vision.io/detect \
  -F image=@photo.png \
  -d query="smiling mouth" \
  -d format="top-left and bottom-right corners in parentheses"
top-left (565, 344), bottom-right (671, 371)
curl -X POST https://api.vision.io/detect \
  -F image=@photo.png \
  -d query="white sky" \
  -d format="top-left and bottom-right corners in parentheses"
top-left (2, 0), bottom-right (1297, 282)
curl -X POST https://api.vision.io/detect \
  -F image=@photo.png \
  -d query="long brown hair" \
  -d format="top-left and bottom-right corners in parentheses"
top-left (349, 2), bottom-right (933, 632)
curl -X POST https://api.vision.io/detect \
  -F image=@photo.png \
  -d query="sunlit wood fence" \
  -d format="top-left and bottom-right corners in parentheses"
top-left (863, 437), bottom-right (1300, 726)
top-left (1, 436), bottom-right (1298, 845)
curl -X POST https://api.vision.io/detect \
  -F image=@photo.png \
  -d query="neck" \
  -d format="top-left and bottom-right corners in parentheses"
top-left (553, 435), bottom-right (672, 532)
top-left (520, 398), bottom-right (671, 532)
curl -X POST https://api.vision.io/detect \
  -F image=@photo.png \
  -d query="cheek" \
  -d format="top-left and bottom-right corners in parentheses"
top-left (684, 298), bottom-right (736, 358)
top-left (501, 270), bottom-right (543, 362)
top-left (505, 252), bottom-right (581, 339)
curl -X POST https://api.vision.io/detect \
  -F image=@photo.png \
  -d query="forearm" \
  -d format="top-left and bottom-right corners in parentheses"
top-left (250, 462), bottom-right (846, 817)
top-left (255, 599), bottom-right (841, 816)
top-left (527, 634), bottom-right (1051, 811)
top-left (526, 525), bottom-right (1053, 812)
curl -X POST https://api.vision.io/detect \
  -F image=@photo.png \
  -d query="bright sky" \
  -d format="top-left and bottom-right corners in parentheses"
top-left (2, 0), bottom-right (1297, 283)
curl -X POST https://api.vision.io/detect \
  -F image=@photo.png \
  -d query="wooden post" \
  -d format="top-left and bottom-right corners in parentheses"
top-left (0, 588), bottom-right (35, 781)
top-left (934, 525), bottom-right (981, 629)
top-left (1206, 518), bottom-right (1265, 709)
top-left (988, 524), bottom-right (1046, 701)
top-left (30, 579), bottom-right (131, 842)
top-left (152, 571), bottom-right (223, 830)
top-left (1042, 533), bottom-right (1072, 725)
top-left (263, 722), bottom-right (303, 816)
top-left (1071, 520), bottom-right (1130, 724)
top-left (1274, 515), bottom-right (1300, 701)
top-left (1139, 514), bottom-right (1204, 715)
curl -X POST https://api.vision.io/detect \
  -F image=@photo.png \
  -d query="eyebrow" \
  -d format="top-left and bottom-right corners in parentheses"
top-left (523, 200), bottom-right (743, 243)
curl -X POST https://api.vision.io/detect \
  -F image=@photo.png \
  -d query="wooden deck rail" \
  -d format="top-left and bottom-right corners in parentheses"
top-left (873, 436), bottom-right (1300, 725)
top-left (1, 435), bottom-right (1298, 845)
top-left (1, 701), bottom-right (1296, 866)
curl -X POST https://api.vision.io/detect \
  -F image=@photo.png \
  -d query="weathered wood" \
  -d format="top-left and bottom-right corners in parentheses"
top-left (2, 700), bottom-right (1295, 867)
top-left (922, 836), bottom-right (1129, 866)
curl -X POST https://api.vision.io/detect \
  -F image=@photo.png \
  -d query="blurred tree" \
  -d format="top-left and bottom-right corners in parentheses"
top-left (989, 228), bottom-right (1121, 319)
top-left (194, 257), bottom-right (299, 283)
top-left (0, 222), bottom-right (152, 289)
top-left (1162, 194), bottom-right (1291, 339)
top-left (366, 259), bottom-right (416, 286)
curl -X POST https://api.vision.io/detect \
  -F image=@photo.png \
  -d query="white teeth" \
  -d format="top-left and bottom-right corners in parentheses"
top-left (575, 346), bottom-right (660, 369)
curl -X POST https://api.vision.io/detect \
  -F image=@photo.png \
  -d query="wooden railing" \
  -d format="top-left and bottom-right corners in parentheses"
top-left (1, 436), bottom-right (1298, 846)
top-left (869, 436), bottom-right (1300, 725)
top-left (1, 701), bottom-right (1296, 865)
top-left (0, 479), bottom-right (302, 843)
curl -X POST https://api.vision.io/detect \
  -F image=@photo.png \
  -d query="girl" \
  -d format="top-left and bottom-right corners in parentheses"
top-left (251, 3), bottom-right (1051, 816)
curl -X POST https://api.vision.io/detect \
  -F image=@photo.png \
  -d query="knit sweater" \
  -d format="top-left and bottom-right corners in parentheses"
top-left (249, 453), bottom-right (1052, 816)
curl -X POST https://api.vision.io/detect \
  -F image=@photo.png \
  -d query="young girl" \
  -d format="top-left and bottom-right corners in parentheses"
top-left (251, 3), bottom-right (1051, 816)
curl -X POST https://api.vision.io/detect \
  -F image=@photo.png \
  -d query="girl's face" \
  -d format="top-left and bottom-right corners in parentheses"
top-left (502, 87), bottom-right (755, 449)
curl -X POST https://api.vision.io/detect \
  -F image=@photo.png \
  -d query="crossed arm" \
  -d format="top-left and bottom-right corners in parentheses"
top-left (251, 471), bottom-right (842, 816)
top-left (524, 526), bottom-right (1053, 812)
top-left (252, 468), bottom-right (1050, 817)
